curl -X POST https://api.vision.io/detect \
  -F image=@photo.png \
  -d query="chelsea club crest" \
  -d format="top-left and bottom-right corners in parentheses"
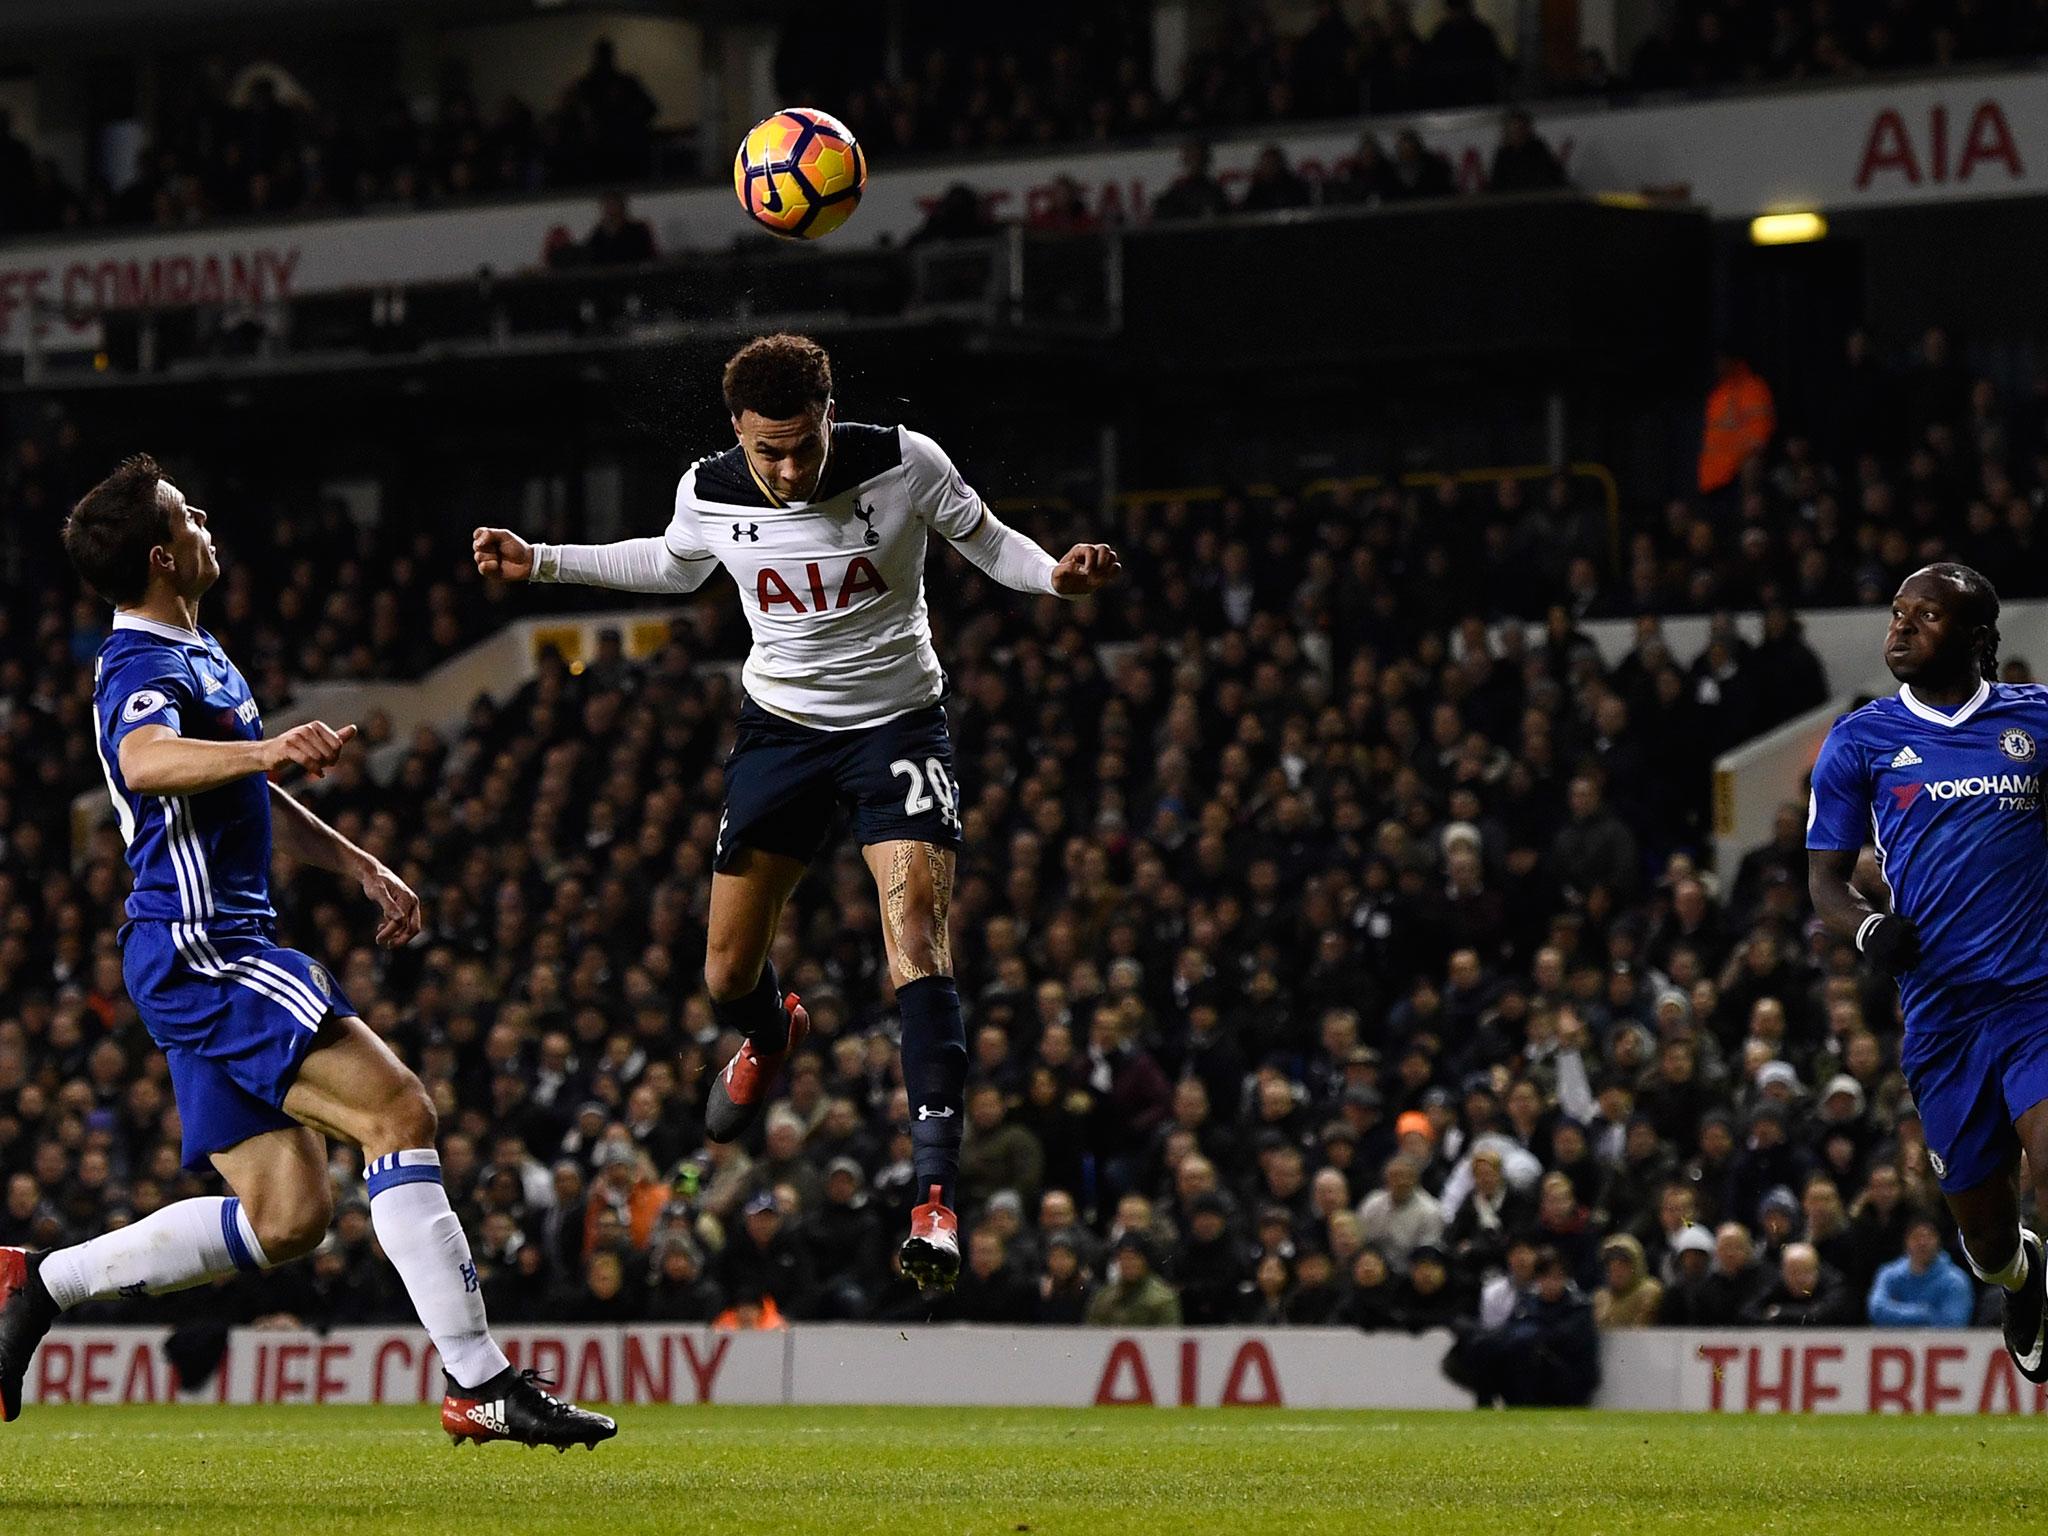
top-left (2000, 728), bottom-right (2037, 763)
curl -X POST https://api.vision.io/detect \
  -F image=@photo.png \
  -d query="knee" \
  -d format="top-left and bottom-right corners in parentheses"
top-left (703, 944), bottom-right (761, 1003)
top-left (375, 1074), bottom-right (438, 1153)
top-left (248, 1187), bottom-right (332, 1264)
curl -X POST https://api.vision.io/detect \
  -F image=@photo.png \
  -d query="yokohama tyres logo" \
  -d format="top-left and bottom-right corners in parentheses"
top-left (1921, 772), bottom-right (2038, 801)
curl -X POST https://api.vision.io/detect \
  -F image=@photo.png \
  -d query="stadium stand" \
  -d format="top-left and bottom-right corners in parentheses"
top-left (1, 309), bottom-right (2043, 1336)
top-left (0, 40), bottom-right (665, 237)
top-left (5, 0), bottom-right (2045, 237)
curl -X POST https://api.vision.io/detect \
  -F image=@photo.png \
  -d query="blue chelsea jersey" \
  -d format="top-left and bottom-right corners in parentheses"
top-left (92, 613), bottom-right (275, 925)
top-left (1807, 680), bottom-right (2048, 1034)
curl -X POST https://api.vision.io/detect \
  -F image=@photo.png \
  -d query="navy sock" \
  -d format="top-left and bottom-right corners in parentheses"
top-left (899, 975), bottom-right (967, 1210)
top-left (712, 959), bottom-right (787, 1053)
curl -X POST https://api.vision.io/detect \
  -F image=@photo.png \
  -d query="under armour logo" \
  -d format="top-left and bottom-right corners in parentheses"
top-left (853, 500), bottom-right (880, 546)
top-left (460, 1260), bottom-right (479, 1293)
top-left (733, 523), bottom-right (760, 542)
top-left (916, 1105), bottom-right (956, 1122)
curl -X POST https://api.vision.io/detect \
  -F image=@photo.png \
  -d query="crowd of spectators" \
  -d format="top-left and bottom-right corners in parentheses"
top-left (0, 423), bottom-right (509, 698)
top-left (1631, 0), bottom-right (2048, 91)
top-left (905, 113), bottom-right (1566, 245)
top-left (803, 0), bottom-right (2048, 163)
top-left (806, 0), bottom-right (1514, 163)
top-left (9, 0), bottom-right (2044, 242)
top-left (1644, 327), bottom-right (2048, 620)
top-left (1156, 110), bottom-right (1564, 220)
top-left (0, 317), bottom-right (2043, 1352)
top-left (0, 41), bottom-right (661, 238)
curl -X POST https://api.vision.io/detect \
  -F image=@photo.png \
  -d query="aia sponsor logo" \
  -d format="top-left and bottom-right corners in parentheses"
top-left (756, 558), bottom-right (889, 614)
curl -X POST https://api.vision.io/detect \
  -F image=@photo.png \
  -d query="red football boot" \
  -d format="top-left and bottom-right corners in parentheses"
top-left (0, 1248), bottom-right (58, 1424)
top-left (900, 1185), bottom-right (961, 1293)
top-left (705, 993), bottom-right (810, 1143)
top-left (441, 1367), bottom-right (617, 1451)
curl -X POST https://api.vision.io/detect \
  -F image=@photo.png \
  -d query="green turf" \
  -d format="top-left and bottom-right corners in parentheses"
top-left (1, 1404), bottom-right (2044, 1535)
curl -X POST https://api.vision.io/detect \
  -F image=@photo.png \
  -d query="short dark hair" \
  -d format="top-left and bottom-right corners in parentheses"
top-left (722, 333), bottom-right (832, 420)
top-left (62, 454), bottom-right (171, 606)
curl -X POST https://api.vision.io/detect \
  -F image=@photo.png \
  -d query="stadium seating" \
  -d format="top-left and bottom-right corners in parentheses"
top-left (6, 0), bottom-right (2045, 237)
top-left (1, 309), bottom-right (2041, 1335)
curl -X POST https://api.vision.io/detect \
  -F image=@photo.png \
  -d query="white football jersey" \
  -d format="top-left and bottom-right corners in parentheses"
top-left (666, 423), bottom-right (984, 729)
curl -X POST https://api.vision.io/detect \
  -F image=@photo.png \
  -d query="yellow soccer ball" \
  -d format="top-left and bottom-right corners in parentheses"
top-left (733, 107), bottom-right (868, 240)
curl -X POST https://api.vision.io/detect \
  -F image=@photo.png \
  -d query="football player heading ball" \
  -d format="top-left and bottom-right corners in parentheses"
top-left (473, 333), bottom-right (1119, 1290)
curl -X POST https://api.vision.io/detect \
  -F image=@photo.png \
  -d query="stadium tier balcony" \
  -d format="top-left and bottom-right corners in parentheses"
top-left (3, 0), bottom-right (2045, 240)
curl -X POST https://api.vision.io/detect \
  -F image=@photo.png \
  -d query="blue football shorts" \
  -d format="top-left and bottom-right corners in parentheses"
top-left (122, 917), bottom-right (354, 1169)
top-left (1902, 1002), bottom-right (2048, 1193)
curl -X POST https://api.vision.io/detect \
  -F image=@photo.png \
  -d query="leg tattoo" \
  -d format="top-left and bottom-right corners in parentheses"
top-left (884, 842), bottom-right (954, 983)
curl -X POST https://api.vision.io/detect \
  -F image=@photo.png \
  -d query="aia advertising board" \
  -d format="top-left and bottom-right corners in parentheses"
top-left (19, 1325), bottom-right (2048, 1414)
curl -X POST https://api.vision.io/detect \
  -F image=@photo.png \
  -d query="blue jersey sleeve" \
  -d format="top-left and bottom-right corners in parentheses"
top-left (102, 649), bottom-right (194, 748)
top-left (1806, 718), bottom-right (1870, 851)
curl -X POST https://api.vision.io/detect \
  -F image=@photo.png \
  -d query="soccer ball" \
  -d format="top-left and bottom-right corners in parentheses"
top-left (733, 108), bottom-right (868, 240)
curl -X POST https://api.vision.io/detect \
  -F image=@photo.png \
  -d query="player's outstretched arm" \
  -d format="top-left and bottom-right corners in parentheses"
top-left (472, 526), bottom-right (715, 594)
top-left (1810, 845), bottom-right (1920, 974)
top-left (270, 784), bottom-right (422, 947)
top-left (119, 721), bottom-right (355, 796)
top-left (947, 507), bottom-right (1122, 598)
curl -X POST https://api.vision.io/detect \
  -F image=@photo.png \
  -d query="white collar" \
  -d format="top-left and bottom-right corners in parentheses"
top-left (1899, 678), bottom-right (1990, 728)
top-left (113, 612), bottom-right (202, 643)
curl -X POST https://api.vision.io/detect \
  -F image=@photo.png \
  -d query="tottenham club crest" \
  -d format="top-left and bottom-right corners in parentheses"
top-left (2002, 728), bottom-right (2037, 763)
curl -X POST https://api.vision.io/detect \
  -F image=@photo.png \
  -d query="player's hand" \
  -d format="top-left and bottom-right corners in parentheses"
top-left (472, 527), bottom-right (535, 581)
top-left (361, 860), bottom-right (423, 948)
top-left (1860, 914), bottom-right (1921, 975)
top-left (1051, 543), bottom-right (1122, 596)
top-left (264, 721), bottom-right (355, 781)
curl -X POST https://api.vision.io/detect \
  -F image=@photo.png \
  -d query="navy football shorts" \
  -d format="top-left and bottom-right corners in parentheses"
top-left (715, 696), bottom-right (963, 872)
top-left (123, 917), bottom-right (354, 1169)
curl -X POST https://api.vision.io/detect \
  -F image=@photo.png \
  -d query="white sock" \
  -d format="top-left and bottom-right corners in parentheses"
top-left (1964, 1230), bottom-right (2032, 1292)
top-left (39, 1196), bottom-right (268, 1310)
top-left (366, 1149), bottom-right (509, 1390)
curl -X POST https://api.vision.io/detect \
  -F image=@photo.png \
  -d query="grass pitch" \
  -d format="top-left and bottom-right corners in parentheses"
top-left (0, 1404), bottom-right (2043, 1535)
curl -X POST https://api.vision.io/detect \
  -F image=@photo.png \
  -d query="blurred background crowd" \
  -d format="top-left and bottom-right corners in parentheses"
top-left (0, 292), bottom-right (2041, 1342)
top-left (0, 0), bottom-right (2043, 1382)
